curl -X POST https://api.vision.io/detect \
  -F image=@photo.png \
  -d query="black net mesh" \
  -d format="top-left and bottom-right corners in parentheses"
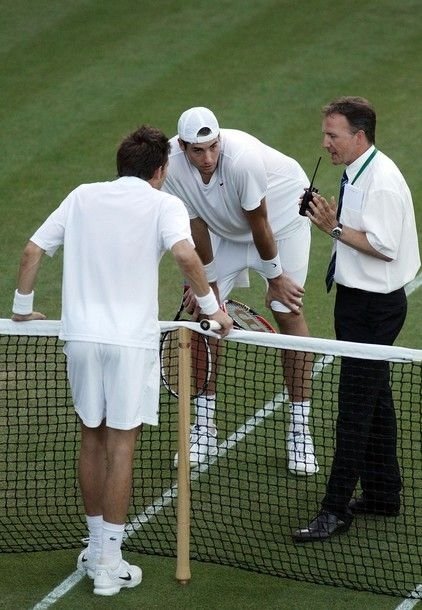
top-left (0, 324), bottom-right (421, 599)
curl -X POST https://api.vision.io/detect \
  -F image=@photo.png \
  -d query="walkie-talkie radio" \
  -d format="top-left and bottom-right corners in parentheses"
top-left (299, 156), bottom-right (322, 216)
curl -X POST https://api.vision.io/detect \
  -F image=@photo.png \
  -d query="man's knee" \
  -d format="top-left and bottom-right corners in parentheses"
top-left (105, 426), bottom-right (142, 459)
top-left (273, 310), bottom-right (309, 336)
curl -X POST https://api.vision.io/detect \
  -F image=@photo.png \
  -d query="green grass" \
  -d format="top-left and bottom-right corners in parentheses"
top-left (0, 550), bottom-right (406, 610)
top-left (0, 0), bottom-right (421, 608)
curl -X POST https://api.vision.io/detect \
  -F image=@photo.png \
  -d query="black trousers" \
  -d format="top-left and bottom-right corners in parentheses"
top-left (322, 284), bottom-right (407, 519)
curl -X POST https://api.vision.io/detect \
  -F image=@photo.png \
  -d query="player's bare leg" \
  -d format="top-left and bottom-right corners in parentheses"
top-left (95, 425), bottom-right (142, 595)
top-left (174, 332), bottom-right (219, 467)
top-left (273, 310), bottom-right (318, 476)
top-left (273, 310), bottom-right (312, 402)
top-left (101, 426), bottom-right (141, 523)
top-left (78, 422), bottom-right (143, 594)
top-left (77, 421), bottom-right (107, 577)
top-left (79, 421), bottom-right (108, 517)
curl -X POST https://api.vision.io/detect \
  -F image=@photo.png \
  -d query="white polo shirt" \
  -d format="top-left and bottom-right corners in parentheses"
top-left (30, 176), bottom-right (192, 348)
top-left (163, 129), bottom-right (310, 242)
top-left (335, 146), bottom-right (420, 293)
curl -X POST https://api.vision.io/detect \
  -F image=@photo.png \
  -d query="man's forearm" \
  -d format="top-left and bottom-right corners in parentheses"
top-left (337, 226), bottom-right (392, 261)
top-left (171, 239), bottom-right (212, 297)
top-left (16, 241), bottom-right (45, 293)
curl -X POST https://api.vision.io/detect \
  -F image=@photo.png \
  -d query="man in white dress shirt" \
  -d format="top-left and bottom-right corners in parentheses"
top-left (293, 96), bottom-right (420, 542)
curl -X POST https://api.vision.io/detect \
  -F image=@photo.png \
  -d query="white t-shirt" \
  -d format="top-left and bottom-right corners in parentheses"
top-left (30, 176), bottom-right (192, 347)
top-left (335, 146), bottom-right (420, 293)
top-left (163, 129), bottom-right (310, 242)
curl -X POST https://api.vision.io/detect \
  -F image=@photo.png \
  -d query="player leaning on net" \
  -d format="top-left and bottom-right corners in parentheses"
top-left (163, 107), bottom-right (318, 476)
top-left (11, 125), bottom-right (232, 596)
top-left (293, 96), bottom-right (420, 543)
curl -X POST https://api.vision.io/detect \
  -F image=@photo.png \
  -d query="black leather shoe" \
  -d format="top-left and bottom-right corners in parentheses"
top-left (292, 510), bottom-right (351, 543)
top-left (349, 495), bottom-right (400, 516)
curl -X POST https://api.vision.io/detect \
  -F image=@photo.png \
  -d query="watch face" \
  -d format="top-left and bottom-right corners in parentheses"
top-left (331, 227), bottom-right (342, 238)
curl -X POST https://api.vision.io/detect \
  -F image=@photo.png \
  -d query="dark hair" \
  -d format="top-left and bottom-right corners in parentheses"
top-left (116, 125), bottom-right (170, 179)
top-left (322, 96), bottom-right (376, 144)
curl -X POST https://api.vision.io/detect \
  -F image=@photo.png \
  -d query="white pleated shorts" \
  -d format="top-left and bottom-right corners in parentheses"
top-left (63, 341), bottom-right (160, 430)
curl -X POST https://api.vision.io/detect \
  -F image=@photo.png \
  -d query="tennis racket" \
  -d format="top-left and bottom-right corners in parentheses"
top-left (160, 286), bottom-right (212, 399)
top-left (201, 299), bottom-right (276, 333)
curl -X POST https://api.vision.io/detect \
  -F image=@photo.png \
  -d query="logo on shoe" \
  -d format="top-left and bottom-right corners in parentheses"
top-left (119, 572), bottom-right (132, 581)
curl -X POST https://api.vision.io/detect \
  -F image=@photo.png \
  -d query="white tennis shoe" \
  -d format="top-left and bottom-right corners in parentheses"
top-left (287, 432), bottom-right (319, 476)
top-left (77, 549), bottom-right (96, 579)
top-left (93, 559), bottom-right (142, 596)
top-left (174, 424), bottom-right (218, 468)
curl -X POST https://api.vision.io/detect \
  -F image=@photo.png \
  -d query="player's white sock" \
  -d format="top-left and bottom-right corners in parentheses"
top-left (99, 521), bottom-right (125, 568)
top-left (195, 394), bottom-right (216, 430)
top-left (86, 514), bottom-right (103, 562)
top-left (289, 401), bottom-right (311, 436)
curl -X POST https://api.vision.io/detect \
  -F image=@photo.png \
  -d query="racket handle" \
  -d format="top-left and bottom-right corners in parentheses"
top-left (200, 319), bottom-right (221, 331)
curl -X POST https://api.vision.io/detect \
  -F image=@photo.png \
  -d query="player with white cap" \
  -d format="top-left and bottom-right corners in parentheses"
top-left (164, 107), bottom-right (318, 476)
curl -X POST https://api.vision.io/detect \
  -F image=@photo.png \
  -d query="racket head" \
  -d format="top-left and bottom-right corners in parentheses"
top-left (160, 330), bottom-right (180, 398)
top-left (223, 299), bottom-right (276, 333)
top-left (160, 329), bottom-right (212, 398)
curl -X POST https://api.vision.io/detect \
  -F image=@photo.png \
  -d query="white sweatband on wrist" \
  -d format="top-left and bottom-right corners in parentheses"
top-left (203, 260), bottom-right (218, 283)
top-left (260, 254), bottom-right (283, 279)
top-left (12, 290), bottom-right (34, 315)
top-left (196, 289), bottom-right (219, 315)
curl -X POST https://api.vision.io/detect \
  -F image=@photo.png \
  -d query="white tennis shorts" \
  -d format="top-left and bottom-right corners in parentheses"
top-left (63, 341), bottom-right (160, 430)
top-left (214, 220), bottom-right (311, 312)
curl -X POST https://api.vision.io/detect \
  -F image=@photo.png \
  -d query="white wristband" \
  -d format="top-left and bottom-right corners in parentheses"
top-left (203, 260), bottom-right (218, 283)
top-left (12, 290), bottom-right (34, 315)
top-left (260, 254), bottom-right (282, 279)
top-left (196, 289), bottom-right (219, 315)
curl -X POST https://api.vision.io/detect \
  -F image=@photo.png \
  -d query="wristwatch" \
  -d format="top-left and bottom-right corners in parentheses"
top-left (330, 223), bottom-right (343, 240)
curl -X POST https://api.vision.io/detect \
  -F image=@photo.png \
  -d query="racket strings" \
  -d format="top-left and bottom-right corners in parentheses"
top-left (160, 330), bottom-right (212, 398)
top-left (224, 300), bottom-right (275, 333)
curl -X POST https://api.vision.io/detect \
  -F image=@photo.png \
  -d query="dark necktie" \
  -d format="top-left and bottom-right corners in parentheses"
top-left (325, 170), bottom-right (348, 293)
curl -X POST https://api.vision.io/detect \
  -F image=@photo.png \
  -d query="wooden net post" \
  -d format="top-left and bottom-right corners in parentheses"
top-left (176, 326), bottom-right (192, 584)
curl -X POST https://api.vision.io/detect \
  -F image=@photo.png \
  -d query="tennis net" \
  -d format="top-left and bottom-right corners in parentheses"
top-left (0, 319), bottom-right (421, 598)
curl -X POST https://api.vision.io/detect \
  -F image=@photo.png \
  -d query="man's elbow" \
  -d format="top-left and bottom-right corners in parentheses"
top-left (21, 241), bottom-right (45, 265)
top-left (171, 239), bottom-right (196, 266)
top-left (373, 249), bottom-right (393, 262)
top-left (367, 236), bottom-right (395, 262)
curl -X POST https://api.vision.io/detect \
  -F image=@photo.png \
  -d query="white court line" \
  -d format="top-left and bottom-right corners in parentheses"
top-left (32, 273), bottom-right (422, 609)
top-left (32, 573), bottom-right (85, 610)
top-left (395, 586), bottom-right (422, 609)
top-left (31, 387), bottom-right (291, 610)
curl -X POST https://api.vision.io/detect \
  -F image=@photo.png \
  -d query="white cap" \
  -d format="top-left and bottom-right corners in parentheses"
top-left (177, 107), bottom-right (220, 143)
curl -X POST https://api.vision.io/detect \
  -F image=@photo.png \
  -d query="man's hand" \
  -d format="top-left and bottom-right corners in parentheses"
top-left (12, 312), bottom-right (46, 322)
top-left (183, 283), bottom-right (221, 320)
top-left (307, 193), bottom-right (338, 234)
top-left (182, 285), bottom-right (200, 318)
top-left (266, 275), bottom-right (304, 314)
top-left (208, 308), bottom-right (233, 337)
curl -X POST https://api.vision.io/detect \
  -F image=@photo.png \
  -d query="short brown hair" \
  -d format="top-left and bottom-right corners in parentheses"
top-left (116, 125), bottom-right (170, 180)
top-left (322, 96), bottom-right (376, 144)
